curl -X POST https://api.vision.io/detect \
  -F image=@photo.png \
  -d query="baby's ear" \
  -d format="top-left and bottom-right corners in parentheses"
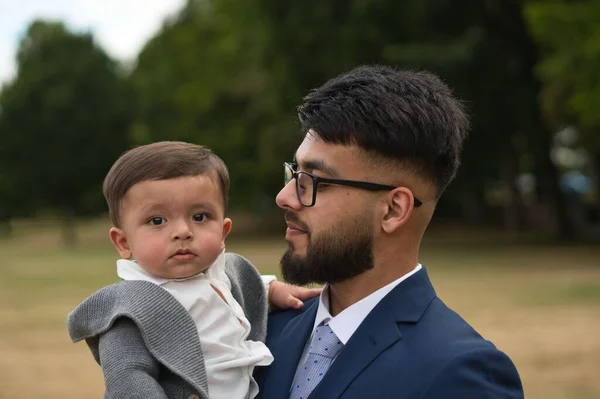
top-left (221, 218), bottom-right (233, 248)
top-left (109, 227), bottom-right (132, 259)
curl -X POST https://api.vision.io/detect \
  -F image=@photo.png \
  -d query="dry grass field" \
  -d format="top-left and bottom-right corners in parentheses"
top-left (0, 218), bottom-right (599, 398)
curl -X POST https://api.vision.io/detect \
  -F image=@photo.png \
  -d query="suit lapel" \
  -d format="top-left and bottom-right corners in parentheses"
top-left (310, 304), bottom-right (400, 399)
top-left (266, 299), bottom-right (319, 398)
top-left (309, 268), bottom-right (437, 398)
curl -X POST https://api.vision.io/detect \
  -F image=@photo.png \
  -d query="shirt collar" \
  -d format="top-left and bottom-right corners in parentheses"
top-left (312, 264), bottom-right (423, 344)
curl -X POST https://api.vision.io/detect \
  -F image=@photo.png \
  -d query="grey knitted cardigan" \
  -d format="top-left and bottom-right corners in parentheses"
top-left (67, 252), bottom-right (268, 399)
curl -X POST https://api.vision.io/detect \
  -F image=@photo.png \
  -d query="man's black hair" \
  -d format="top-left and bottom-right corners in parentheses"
top-left (297, 65), bottom-right (469, 196)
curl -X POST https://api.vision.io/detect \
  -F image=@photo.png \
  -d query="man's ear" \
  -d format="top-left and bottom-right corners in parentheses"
top-left (220, 218), bottom-right (233, 251)
top-left (109, 227), bottom-right (132, 259)
top-left (381, 187), bottom-right (415, 234)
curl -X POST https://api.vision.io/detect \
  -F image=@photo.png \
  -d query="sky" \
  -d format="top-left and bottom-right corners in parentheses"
top-left (0, 0), bottom-right (186, 84)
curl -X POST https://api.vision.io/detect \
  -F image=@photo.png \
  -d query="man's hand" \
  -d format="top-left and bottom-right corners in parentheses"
top-left (268, 281), bottom-right (321, 311)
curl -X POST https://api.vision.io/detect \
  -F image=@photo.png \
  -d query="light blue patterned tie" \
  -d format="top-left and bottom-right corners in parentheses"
top-left (290, 324), bottom-right (344, 399)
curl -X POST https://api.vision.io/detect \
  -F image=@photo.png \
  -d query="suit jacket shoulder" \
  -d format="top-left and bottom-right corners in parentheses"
top-left (257, 268), bottom-right (523, 399)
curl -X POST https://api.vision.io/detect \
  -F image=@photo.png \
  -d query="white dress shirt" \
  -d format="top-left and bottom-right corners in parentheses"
top-left (292, 264), bottom-right (423, 385)
top-left (117, 251), bottom-right (274, 399)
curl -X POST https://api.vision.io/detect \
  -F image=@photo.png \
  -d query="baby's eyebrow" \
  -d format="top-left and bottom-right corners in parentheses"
top-left (139, 203), bottom-right (164, 214)
top-left (189, 202), bottom-right (216, 210)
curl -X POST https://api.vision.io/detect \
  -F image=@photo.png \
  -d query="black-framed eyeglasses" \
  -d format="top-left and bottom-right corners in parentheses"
top-left (284, 162), bottom-right (423, 208)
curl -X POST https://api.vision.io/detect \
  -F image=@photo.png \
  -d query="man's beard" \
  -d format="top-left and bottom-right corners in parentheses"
top-left (280, 211), bottom-right (374, 286)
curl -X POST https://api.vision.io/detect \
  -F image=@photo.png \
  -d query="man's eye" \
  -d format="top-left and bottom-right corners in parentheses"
top-left (193, 213), bottom-right (206, 222)
top-left (149, 217), bottom-right (165, 226)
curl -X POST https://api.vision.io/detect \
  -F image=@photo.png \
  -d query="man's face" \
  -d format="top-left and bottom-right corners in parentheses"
top-left (276, 134), bottom-right (380, 285)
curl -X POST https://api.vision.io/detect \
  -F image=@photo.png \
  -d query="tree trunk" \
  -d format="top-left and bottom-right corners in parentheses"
top-left (537, 143), bottom-right (577, 239)
top-left (488, 0), bottom-right (578, 239)
top-left (592, 152), bottom-right (600, 206)
top-left (460, 188), bottom-right (488, 225)
top-left (588, 152), bottom-right (600, 234)
top-left (0, 218), bottom-right (11, 238)
top-left (501, 150), bottom-right (528, 230)
top-left (61, 205), bottom-right (78, 248)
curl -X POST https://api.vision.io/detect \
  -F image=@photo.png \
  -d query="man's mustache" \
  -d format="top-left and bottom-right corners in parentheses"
top-left (285, 212), bottom-right (310, 232)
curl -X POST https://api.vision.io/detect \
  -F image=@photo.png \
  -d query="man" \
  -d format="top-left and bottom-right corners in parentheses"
top-left (254, 65), bottom-right (523, 399)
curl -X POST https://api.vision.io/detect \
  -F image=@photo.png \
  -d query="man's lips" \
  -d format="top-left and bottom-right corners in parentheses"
top-left (286, 222), bottom-right (305, 232)
top-left (285, 220), bottom-right (308, 239)
top-left (285, 213), bottom-right (309, 238)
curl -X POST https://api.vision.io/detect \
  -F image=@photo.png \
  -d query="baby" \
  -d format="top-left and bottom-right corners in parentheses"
top-left (68, 141), bottom-right (319, 398)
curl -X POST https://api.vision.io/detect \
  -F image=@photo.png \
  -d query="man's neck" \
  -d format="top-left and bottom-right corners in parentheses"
top-left (328, 253), bottom-right (418, 316)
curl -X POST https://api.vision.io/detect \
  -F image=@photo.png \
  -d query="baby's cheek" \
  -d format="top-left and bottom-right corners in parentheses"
top-left (197, 233), bottom-right (225, 256)
top-left (135, 235), bottom-right (166, 263)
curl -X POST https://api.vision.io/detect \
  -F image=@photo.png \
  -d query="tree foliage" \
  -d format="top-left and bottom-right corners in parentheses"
top-left (525, 1), bottom-right (600, 151)
top-left (2, 0), bottom-right (599, 243)
top-left (0, 21), bottom-right (134, 245)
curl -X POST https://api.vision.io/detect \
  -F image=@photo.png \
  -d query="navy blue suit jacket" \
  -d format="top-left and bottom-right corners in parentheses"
top-left (254, 268), bottom-right (523, 399)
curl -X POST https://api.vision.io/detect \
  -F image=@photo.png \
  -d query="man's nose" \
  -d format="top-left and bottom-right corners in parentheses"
top-left (276, 180), bottom-right (302, 211)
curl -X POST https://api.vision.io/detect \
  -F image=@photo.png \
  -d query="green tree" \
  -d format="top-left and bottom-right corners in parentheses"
top-left (128, 0), bottom-right (581, 237)
top-left (0, 20), bottom-right (134, 246)
top-left (131, 0), bottom-right (282, 211)
top-left (254, 0), bottom-right (575, 235)
top-left (526, 1), bottom-right (600, 195)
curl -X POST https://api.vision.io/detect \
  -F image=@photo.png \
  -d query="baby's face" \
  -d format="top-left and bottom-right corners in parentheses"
top-left (110, 174), bottom-right (231, 279)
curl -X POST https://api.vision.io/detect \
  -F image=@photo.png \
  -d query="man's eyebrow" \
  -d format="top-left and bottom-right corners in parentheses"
top-left (297, 158), bottom-right (340, 177)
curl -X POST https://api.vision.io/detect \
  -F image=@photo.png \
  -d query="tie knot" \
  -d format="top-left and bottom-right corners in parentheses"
top-left (308, 324), bottom-right (343, 359)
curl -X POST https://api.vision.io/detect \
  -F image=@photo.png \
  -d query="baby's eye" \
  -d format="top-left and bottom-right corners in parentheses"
top-left (149, 217), bottom-right (165, 226)
top-left (192, 213), bottom-right (207, 222)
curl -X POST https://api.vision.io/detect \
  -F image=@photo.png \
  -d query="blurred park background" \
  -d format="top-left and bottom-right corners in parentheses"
top-left (0, 0), bottom-right (599, 398)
